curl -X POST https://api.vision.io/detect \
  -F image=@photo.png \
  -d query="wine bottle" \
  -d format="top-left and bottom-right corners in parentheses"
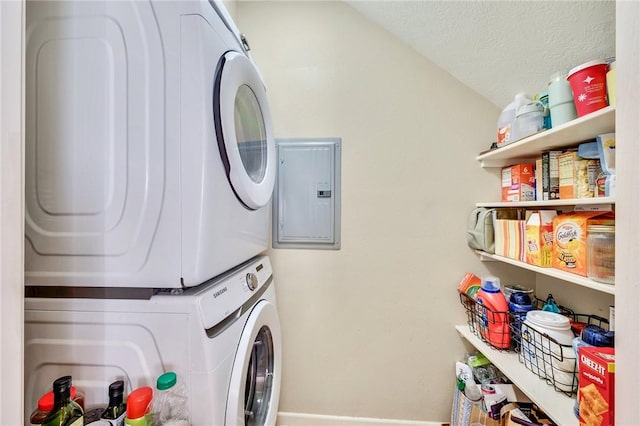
top-left (101, 380), bottom-right (127, 426)
top-left (42, 376), bottom-right (83, 426)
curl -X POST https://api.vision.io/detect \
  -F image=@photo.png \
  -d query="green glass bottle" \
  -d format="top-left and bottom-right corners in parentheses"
top-left (101, 380), bottom-right (127, 425)
top-left (42, 376), bottom-right (84, 426)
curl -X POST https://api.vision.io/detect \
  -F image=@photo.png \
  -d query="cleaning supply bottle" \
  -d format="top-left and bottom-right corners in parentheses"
top-left (476, 276), bottom-right (510, 348)
top-left (496, 93), bottom-right (530, 147)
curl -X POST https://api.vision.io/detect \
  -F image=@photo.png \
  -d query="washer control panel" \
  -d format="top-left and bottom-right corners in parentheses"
top-left (246, 272), bottom-right (258, 291)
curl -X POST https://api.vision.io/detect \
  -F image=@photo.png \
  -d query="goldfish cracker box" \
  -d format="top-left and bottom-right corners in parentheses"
top-left (525, 210), bottom-right (557, 267)
top-left (578, 346), bottom-right (615, 426)
top-left (502, 164), bottom-right (535, 202)
top-left (552, 211), bottom-right (614, 276)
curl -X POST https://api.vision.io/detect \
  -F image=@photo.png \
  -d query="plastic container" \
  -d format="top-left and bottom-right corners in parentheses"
top-left (497, 93), bottom-right (531, 147)
top-left (125, 387), bottom-right (153, 426)
top-left (607, 60), bottom-right (616, 105)
top-left (587, 225), bottom-right (615, 284)
top-left (154, 372), bottom-right (189, 426)
top-left (567, 60), bottom-right (609, 117)
top-left (548, 71), bottom-right (577, 127)
top-left (475, 276), bottom-right (510, 349)
top-left (521, 310), bottom-right (576, 392)
top-left (508, 293), bottom-right (535, 351)
top-left (535, 90), bottom-right (551, 130)
top-left (502, 284), bottom-right (534, 304)
top-left (512, 101), bottom-right (544, 141)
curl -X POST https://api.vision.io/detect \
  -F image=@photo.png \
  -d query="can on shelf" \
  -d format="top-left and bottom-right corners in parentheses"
top-left (587, 225), bottom-right (615, 284)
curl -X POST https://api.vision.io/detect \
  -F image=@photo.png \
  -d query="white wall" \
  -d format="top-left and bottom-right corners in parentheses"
top-left (614, 3), bottom-right (640, 424)
top-left (0, 1), bottom-right (24, 424)
top-left (237, 1), bottom-right (522, 421)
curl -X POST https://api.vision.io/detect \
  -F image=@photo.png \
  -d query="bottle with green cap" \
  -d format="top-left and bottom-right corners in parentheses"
top-left (153, 372), bottom-right (189, 426)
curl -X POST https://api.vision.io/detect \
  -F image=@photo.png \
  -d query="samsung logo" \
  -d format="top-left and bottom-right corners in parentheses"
top-left (213, 287), bottom-right (228, 298)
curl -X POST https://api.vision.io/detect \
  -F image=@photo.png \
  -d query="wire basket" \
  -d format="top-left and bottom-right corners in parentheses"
top-left (459, 292), bottom-right (511, 351)
top-left (510, 300), bottom-right (609, 396)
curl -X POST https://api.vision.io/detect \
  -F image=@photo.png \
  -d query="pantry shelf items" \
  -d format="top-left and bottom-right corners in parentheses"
top-left (476, 197), bottom-right (614, 209)
top-left (456, 326), bottom-right (578, 426)
top-left (477, 106), bottom-right (615, 168)
top-left (475, 250), bottom-right (615, 295)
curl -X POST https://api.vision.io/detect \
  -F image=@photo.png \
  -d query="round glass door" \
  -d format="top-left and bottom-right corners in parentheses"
top-left (214, 51), bottom-right (275, 210)
top-left (235, 84), bottom-right (267, 184)
top-left (226, 300), bottom-right (281, 426)
top-left (244, 326), bottom-right (274, 425)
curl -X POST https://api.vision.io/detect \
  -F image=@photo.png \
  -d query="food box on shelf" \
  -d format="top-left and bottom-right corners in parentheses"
top-left (578, 346), bottom-right (615, 426)
top-left (552, 211), bottom-right (615, 276)
top-left (558, 150), bottom-right (601, 199)
top-left (525, 210), bottom-right (557, 267)
top-left (501, 163), bottom-right (535, 202)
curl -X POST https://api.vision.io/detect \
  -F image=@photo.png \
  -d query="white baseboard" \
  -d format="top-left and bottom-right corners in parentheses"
top-left (276, 412), bottom-right (444, 426)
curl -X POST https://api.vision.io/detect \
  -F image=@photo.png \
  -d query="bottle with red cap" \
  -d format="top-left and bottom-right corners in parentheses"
top-left (124, 386), bottom-right (153, 426)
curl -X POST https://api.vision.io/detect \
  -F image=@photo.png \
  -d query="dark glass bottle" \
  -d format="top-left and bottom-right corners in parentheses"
top-left (101, 380), bottom-right (126, 425)
top-left (42, 376), bottom-right (84, 426)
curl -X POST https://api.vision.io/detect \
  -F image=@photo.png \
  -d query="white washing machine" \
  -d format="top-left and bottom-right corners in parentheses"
top-left (24, 0), bottom-right (276, 288)
top-left (24, 256), bottom-right (282, 425)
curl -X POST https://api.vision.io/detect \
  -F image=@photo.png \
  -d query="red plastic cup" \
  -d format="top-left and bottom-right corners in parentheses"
top-left (567, 60), bottom-right (609, 117)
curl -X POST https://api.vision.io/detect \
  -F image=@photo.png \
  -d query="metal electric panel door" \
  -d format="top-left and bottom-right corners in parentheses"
top-left (273, 138), bottom-right (341, 249)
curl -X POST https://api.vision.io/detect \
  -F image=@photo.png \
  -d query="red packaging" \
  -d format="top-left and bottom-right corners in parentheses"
top-left (578, 346), bottom-right (615, 426)
top-left (501, 163), bottom-right (535, 202)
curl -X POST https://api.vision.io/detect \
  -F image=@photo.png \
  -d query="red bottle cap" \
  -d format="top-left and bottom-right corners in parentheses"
top-left (37, 392), bottom-right (54, 412)
top-left (126, 386), bottom-right (153, 419)
top-left (37, 387), bottom-right (78, 412)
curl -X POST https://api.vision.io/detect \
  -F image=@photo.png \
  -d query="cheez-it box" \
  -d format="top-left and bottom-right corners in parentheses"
top-left (578, 346), bottom-right (615, 426)
top-left (501, 163), bottom-right (535, 202)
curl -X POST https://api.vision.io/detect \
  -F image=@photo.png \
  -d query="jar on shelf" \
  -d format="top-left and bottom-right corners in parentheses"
top-left (587, 225), bottom-right (615, 284)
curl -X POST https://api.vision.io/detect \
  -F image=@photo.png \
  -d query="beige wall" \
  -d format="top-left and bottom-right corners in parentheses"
top-left (237, 1), bottom-right (513, 422)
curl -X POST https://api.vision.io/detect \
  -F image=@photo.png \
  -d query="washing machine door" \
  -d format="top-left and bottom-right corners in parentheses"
top-left (214, 51), bottom-right (276, 210)
top-left (226, 299), bottom-right (281, 426)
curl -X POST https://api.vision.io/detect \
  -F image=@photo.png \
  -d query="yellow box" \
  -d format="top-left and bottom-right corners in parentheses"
top-left (553, 211), bottom-right (615, 276)
top-left (525, 210), bottom-right (557, 267)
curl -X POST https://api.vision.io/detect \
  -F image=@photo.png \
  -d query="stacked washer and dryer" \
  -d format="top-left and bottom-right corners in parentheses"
top-left (23, 1), bottom-right (281, 425)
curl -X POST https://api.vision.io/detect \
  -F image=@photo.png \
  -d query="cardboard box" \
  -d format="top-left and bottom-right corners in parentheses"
top-left (552, 211), bottom-right (615, 276)
top-left (502, 164), bottom-right (535, 202)
top-left (578, 346), bottom-right (615, 426)
top-left (525, 210), bottom-right (557, 267)
top-left (535, 158), bottom-right (543, 201)
top-left (542, 151), bottom-right (562, 200)
top-left (495, 219), bottom-right (525, 261)
top-left (558, 151), bottom-right (602, 199)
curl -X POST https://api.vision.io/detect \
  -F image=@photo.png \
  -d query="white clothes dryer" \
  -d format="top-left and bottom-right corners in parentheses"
top-left (24, 0), bottom-right (276, 288)
top-left (24, 256), bottom-right (282, 426)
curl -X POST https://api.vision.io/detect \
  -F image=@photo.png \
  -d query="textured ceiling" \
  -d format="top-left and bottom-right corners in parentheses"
top-left (345, 0), bottom-right (616, 108)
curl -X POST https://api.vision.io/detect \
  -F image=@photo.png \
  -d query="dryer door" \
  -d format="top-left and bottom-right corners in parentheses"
top-left (214, 51), bottom-right (276, 210)
top-left (226, 299), bottom-right (281, 426)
